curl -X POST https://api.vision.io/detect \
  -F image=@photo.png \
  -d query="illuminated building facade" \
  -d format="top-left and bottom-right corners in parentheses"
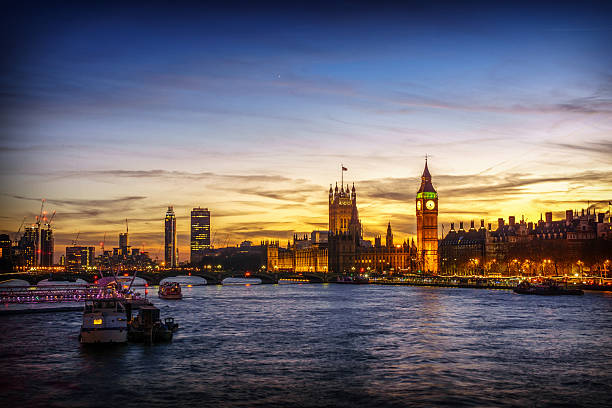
top-left (20, 225), bottom-right (38, 268)
top-left (416, 159), bottom-right (439, 273)
top-left (439, 221), bottom-right (486, 275)
top-left (66, 246), bottom-right (94, 272)
top-left (440, 208), bottom-right (612, 276)
top-left (329, 183), bottom-right (361, 238)
top-left (265, 234), bottom-right (328, 273)
top-left (0, 234), bottom-right (11, 259)
top-left (164, 206), bottom-right (177, 268)
top-left (118, 233), bottom-right (129, 256)
top-left (190, 207), bottom-right (211, 264)
top-left (327, 177), bottom-right (418, 275)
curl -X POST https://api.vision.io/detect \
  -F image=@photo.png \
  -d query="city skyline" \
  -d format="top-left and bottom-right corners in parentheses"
top-left (1, 2), bottom-right (611, 260)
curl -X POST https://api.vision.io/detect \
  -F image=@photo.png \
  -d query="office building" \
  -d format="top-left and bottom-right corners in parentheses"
top-left (164, 206), bottom-right (177, 268)
top-left (190, 207), bottom-right (211, 264)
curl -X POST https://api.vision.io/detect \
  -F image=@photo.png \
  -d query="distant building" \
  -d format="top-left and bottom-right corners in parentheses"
top-left (439, 221), bottom-right (486, 275)
top-left (40, 227), bottom-right (54, 266)
top-left (440, 208), bottom-right (612, 275)
top-left (0, 234), bottom-right (11, 259)
top-left (311, 230), bottom-right (329, 244)
top-left (66, 246), bottom-right (94, 272)
top-left (20, 226), bottom-right (38, 268)
top-left (118, 233), bottom-right (129, 256)
top-left (190, 207), bottom-right (211, 264)
top-left (164, 206), bottom-right (177, 268)
top-left (0, 234), bottom-right (13, 272)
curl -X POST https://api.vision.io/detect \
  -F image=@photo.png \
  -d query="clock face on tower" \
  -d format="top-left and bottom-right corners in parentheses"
top-left (425, 200), bottom-right (435, 210)
top-left (416, 201), bottom-right (422, 210)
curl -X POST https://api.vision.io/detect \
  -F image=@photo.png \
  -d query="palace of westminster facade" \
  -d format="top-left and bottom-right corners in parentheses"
top-left (263, 160), bottom-right (611, 276)
top-left (264, 161), bottom-right (439, 275)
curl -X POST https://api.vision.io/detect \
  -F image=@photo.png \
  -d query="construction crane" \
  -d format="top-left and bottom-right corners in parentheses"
top-left (98, 232), bottom-right (107, 278)
top-left (14, 216), bottom-right (26, 240)
top-left (36, 199), bottom-right (46, 228)
top-left (44, 210), bottom-right (56, 228)
top-left (211, 230), bottom-right (217, 249)
top-left (72, 231), bottom-right (80, 247)
top-left (33, 199), bottom-right (46, 265)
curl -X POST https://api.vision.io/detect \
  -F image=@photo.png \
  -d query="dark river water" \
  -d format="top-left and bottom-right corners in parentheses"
top-left (1, 284), bottom-right (611, 407)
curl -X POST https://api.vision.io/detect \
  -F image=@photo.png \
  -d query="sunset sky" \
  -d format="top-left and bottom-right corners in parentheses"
top-left (1, 1), bottom-right (611, 262)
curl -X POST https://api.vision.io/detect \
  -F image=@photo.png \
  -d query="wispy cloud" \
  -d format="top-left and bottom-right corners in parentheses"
top-left (549, 140), bottom-right (612, 160)
top-left (9, 194), bottom-right (147, 208)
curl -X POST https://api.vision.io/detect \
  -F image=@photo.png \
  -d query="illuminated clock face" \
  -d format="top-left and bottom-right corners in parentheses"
top-left (425, 200), bottom-right (435, 210)
top-left (416, 201), bottom-right (422, 210)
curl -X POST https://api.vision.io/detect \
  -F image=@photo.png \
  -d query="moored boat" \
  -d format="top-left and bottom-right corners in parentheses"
top-left (278, 277), bottom-right (310, 284)
top-left (158, 282), bottom-right (182, 299)
top-left (79, 299), bottom-right (128, 344)
top-left (336, 276), bottom-right (370, 284)
top-left (127, 305), bottom-right (178, 343)
top-left (513, 280), bottom-right (584, 296)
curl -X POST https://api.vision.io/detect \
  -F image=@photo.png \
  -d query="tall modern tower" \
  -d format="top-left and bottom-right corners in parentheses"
top-left (20, 225), bottom-right (38, 268)
top-left (190, 207), bottom-right (211, 264)
top-left (164, 206), bottom-right (177, 268)
top-left (40, 227), bottom-right (54, 267)
top-left (416, 158), bottom-right (438, 273)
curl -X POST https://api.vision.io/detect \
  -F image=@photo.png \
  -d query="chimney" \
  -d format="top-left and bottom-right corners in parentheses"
top-left (470, 220), bottom-right (475, 230)
top-left (488, 223), bottom-right (492, 231)
top-left (566, 210), bottom-right (573, 224)
top-left (498, 218), bottom-right (504, 229)
top-left (459, 221), bottom-right (464, 230)
top-left (545, 212), bottom-right (552, 224)
top-left (509, 216), bottom-right (516, 226)
top-left (450, 222), bottom-right (455, 231)
top-left (480, 219), bottom-right (485, 229)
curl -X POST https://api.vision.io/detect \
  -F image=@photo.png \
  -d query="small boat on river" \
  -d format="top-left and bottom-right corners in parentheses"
top-left (79, 299), bottom-right (128, 344)
top-left (278, 277), bottom-right (310, 284)
top-left (336, 276), bottom-right (370, 284)
top-left (127, 305), bottom-right (178, 343)
top-left (513, 280), bottom-right (584, 296)
top-left (158, 282), bottom-right (182, 299)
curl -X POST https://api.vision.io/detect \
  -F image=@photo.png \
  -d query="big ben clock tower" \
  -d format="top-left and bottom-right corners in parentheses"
top-left (416, 158), bottom-right (438, 273)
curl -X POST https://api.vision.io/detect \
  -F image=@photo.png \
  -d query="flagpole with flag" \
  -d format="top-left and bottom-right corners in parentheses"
top-left (341, 164), bottom-right (347, 187)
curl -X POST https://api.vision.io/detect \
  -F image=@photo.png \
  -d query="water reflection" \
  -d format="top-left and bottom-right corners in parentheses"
top-left (1, 285), bottom-right (611, 407)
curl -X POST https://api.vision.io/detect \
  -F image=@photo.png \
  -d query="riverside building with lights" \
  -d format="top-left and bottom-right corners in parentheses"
top-left (440, 207), bottom-right (612, 276)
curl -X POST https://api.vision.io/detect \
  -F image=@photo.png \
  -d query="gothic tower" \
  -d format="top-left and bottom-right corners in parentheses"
top-left (385, 222), bottom-right (393, 248)
top-left (329, 182), bottom-right (361, 239)
top-left (416, 159), bottom-right (438, 273)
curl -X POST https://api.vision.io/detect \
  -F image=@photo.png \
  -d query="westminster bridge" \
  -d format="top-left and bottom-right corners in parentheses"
top-left (2, 270), bottom-right (610, 290)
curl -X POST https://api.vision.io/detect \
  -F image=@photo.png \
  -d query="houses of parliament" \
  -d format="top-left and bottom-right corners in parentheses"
top-left (264, 161), bottom-right (437, 275)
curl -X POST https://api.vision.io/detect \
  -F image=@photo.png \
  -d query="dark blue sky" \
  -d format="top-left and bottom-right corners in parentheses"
top-left (2, 1), bottom-right (611, 253)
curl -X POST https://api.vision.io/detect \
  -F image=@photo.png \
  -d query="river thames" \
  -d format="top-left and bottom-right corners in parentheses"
top-left (1, 284), bottom-right (611, 407)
